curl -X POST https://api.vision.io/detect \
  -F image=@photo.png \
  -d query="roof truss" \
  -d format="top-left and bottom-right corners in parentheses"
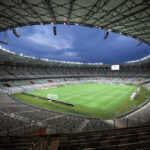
top-left (0, 0), bottom-right (149, 45)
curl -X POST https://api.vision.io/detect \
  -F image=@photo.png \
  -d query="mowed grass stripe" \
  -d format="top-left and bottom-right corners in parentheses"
top-left (15, 83), bottom-right (149, 119)
top-left (81, 86), bottom-right (122, 108)
top-left (82, 85), bottom-right (136, 111)
top-left (34, 84), bottom-right (95, 101)
top-left (27, 84), bottom-right (136, 109)
top-left (104, 86), bottom-right (136, 110)
top-left (101, 86), bottom-right (134, 106)
top-left (75, 84), bottom-right (121, 101)
top-left (69, 84), bottom-right (111, 105)
top-left (59, 84), bottom-right (123, 107)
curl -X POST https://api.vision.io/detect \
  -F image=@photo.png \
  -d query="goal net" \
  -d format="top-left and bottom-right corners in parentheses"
top-left (47, 94), bottom-right (58, 100)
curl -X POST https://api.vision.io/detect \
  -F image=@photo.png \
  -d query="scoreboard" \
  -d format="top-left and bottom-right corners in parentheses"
top-left (111, 65), bottom-right (120, 70)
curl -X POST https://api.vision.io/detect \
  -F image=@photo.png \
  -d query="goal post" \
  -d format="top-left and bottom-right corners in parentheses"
top-left (47, 94), bottom-right (58, 100)
top-left (130, 87), bottom-right (141, 101)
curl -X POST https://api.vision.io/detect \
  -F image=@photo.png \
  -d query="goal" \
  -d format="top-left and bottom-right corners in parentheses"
top-left (47, 94), bottom-right (58, 100)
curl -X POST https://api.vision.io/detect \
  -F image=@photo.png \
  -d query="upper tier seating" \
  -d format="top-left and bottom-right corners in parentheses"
top-left (0, 77), bottom-right (147, 94)
top-left (0, 67), bottom-right (149, 80)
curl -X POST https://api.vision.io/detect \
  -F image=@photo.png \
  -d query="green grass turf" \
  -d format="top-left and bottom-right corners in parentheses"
top-left (12, 83), bottom-right (150, 119)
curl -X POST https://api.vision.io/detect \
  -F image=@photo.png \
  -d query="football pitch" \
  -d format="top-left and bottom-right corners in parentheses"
top-left (13, 83), bottom-right (150, 119)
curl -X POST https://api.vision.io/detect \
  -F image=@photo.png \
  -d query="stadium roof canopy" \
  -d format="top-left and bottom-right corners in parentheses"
top-left (0, 0), bottom-right (150, 45)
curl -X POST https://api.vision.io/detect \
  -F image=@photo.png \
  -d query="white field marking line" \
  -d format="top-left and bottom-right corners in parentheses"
top-left (53, 86), bottom-right (94, 102)
top-left (92, 86), bottom-right (125, 104)
top-left (73, 90), bottom-right (97, 104)
top-left (57, 86), bottom-right (92, 100)
top-left (73, 85), bottom-right (112, 104)
top-left (54, 85), bottom-right (90, 97)
top-left (59, 85), bottom-right (106, 101)
top-left (75, 85), bottom-right (121, 106)
top-left (75, 85), bottom-right (125, 105)
top-left (53, 84), bottom-right (115, 99)
top-left (63, 86), bottom-right (99, 102)
top-left (49, 84), bottom-right (124, 104)
top-left (60, 85), bottom-right (101, 104)
top-left (103, 86), bottom-right (136, 110)
top-left (92, 86), bottom-right (126, 108)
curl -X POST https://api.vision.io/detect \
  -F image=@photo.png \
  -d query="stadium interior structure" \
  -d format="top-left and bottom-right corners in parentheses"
top-left (0, 0), bottom-right (150, 149)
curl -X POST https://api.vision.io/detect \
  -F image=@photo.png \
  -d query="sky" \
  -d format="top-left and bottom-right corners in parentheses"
top-left (0, 24), bottom-right (150, 64)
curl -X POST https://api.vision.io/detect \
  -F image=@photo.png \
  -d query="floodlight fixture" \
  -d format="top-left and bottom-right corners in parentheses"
top-left (12, 29), bottom-right (20, 37)
top-left (53, 26), bottom-right (56, 36)
top-left (136, 41), bottom-right (142, 46)
top-left (104, 32), bottom-right (109, 40)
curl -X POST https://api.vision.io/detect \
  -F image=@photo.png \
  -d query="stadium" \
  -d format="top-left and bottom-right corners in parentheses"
top-left (0, 0), bottom-right (150, 149)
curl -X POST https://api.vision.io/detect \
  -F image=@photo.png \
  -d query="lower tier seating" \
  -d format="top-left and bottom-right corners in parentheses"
top-left (0, 135), bottom-right (50, 150)
top-left (57, 125), bottom-right (150, 150)
top-left (1, 125), bottom-right (150, 150)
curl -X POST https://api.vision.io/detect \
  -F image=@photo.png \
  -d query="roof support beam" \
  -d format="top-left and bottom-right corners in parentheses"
top-left (132, 32), bottom-right (150, 37)
top-left (109, 18), bottom-right (149, 34)
top-left (125, 27), bottom-right (150, 34)
top-left (0, 19), bottom-right (12, 28)
top-left (79, 0), bottom-right (110, 25)
top-left (119, 23), bottom-right (150, 33)
top-left (45, 0), bottom-right (56, 24)
top-left (124, 1), bottom-right (149, 32)
top-left (67, 0), bottom-right (76, 24)
top-left (94, 0), bottom-right (146, 30)
top-left (138, 34), bottom-right (150, 38)
top-left (21, 0), bottom-right (44, 24)
top-left (101, 6), bottom-right (150, 28)
top-left (92, 0), bottom-right (130, 25)
top-left (116, 15), bottom-right (150, 31)
top-left (0, 13), bottom-right (21, 26)
top-left (0, 1), bottom-right (30, 25)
